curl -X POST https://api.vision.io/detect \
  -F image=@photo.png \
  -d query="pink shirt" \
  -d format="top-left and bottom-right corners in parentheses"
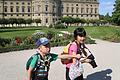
top-left (66, 42), bottom-right (77, 68)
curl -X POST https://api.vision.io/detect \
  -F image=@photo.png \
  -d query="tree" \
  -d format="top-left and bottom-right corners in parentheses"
top-left (86, 19), bottom-right (90, 26)
top-left (112, 0), bottom-right (120, 26)
top-left (73, 17), bottom-right (81, 26)
top-left (61, 16), bottom-right (73, 26)
top-left (80, 19), bottom-right (86, 26)
top-left (9, 18), bottom-right (17, 27)
top-left (34, 19), bottom-right (41, 26)
top-left (99, 15), bottom-right (105, 20)
top-left (104, 13), bottom-right (112, 24)
top-left (17, 18), bottom-right (25, 26)
top-left (0, 19), bottom-right (9, 27)
top-left (26, 19), bottom-right (32, 25)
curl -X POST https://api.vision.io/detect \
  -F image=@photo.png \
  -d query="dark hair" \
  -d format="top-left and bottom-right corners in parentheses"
top-left (74, 27), bottom-right (86, 40)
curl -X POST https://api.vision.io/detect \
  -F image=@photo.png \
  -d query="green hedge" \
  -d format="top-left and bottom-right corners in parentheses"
top-left (0, 41), bottom-right (69, 53)
top-left (0, 37), bottom-right (95, 53)
top-left (0, 44), bottom-right (35, 53)
top-left (0, 42), bottom-right (68, 53)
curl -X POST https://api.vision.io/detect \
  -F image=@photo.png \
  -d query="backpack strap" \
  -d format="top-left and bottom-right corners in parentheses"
top-left (33, 53), bottom-right (41, 71)
top-left (74, 41), bottom-right (82, 55)
top-left (68, 43), bottom-right (72, 54)
top-left (74, 41), bottom-right (87, 57)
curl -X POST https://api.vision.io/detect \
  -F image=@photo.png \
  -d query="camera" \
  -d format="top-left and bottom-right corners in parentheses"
top-left (89, 60), bottom-right (97, 68)
top-left (87, 54), bottom-right (97, 68)
top-left (44, 60), bottom-right (50, 66)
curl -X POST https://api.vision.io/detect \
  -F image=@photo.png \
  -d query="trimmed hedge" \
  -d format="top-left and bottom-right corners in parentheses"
top-left (0, 37), bottom-right (95, 53)
top-left (0, 40), bottom-right (69, 53)
top-left (0, 44), bottom-right (35, 53)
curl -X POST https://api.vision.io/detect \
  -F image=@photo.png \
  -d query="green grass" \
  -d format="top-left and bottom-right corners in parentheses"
top-left (0, 27), bottom-right (41, 38)
top-left (0, 26), bottom-right (120, 42)
top-left (0, 27), bottom-right (77, 39)
top-left (85, 26), bottom-right (120, 37)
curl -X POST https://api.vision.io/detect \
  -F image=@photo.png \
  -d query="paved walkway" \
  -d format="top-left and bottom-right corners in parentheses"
top-left (0, 39), bottom-right (120, 80)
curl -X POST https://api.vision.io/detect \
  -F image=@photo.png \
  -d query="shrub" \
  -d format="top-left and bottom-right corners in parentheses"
top-left (46, 31), bottom-right (55, 39)
top-left (54, 23), bottom-right (66, 29)
top-left (0, 37), bottom-right (11, 47)
top-left (0, 44), bottom-right (35, 53)
top-left (23, 36), bottom-right (35, 45)
top-left (15, 37), bottom-right (22, 45)
top-left (49, 24), bottom-right (53, 28)
top-left (31, 31), bottom-right (45, 42)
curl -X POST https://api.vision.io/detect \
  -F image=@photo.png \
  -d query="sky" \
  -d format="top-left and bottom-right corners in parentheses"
top-left (99, 0), bottom-right (115, 16)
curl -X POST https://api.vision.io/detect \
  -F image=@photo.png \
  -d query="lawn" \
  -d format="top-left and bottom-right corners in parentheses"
top-left (0, 26), bottom-right (120, 42)
top-left (0, 27), bottom-right (78, 39)
top-left (85, 26), bottom-right (120, 42)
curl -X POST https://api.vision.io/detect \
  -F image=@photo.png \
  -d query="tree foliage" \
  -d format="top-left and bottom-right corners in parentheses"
top-left (112, 0), bottom-right (120, 26)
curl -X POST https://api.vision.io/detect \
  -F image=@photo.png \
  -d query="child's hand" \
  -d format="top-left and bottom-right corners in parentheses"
top-left (80, 57), bottom-right (92, 63)
top-left (84, 59), bottom-right (92, 63)
top-left (76, 54), bottom-right (81, 59)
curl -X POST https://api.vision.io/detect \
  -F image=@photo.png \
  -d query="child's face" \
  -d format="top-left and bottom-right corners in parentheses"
top-left (39, 44), bottom-right (51, 54)
top-left (77, 35), bottom-right (86, 43)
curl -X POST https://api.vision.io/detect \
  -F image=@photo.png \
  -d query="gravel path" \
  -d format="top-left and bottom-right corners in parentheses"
top-left (0, 39), bottom-right (120, 80)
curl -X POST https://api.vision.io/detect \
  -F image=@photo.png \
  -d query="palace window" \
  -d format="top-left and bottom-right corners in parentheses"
top-left (5, 2), bottom-right (7, 4)
top-left (4, 6), bottom-right (7, 12)
top-left (10, 2), bottom-right (13, 5)
top-left (81, 15), bottom-right (83, 17)
top-left (10, 6), bottom-right (14, 12)
top-left (22, 6), bottom-right (25, 12)
top-left (28, 2), bottom-right (30, 5)
top-left (16, 2), bottom-right (19, 5)
top-left (66, 7), bottom-right (69, 12)
top-left (53, 18), bottom-right (54, 22)
top-left (95, 8), bottom-right (97, 13)
top-left (86, 8), bottom-right (89, 13)
top-left (28, 6), bottom-right (31, 12)
top-left (91, 8), bottom-right (93, 13)
top-left (52, 5), bottom-right (55, 12)
top-left (4, 14), bottom-right (7, 16)
top-left (81, 8), bottom-right (84, 13)
top-left (45, 5), bottom-right (48, 11)
top-left (71, 7), bottom-right (74, 13)
top-left (76, 7), bottom-right (79, 13)
top-left (16, 6), bottom-right (19, 12)
top-left (22, 2), bottom-right (25, 5)
top-left (46, 18), bottom-right (48, 23)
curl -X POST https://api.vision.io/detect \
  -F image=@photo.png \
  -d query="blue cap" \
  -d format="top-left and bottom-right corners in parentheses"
top-left (36, 37), bottom-right (49, 48)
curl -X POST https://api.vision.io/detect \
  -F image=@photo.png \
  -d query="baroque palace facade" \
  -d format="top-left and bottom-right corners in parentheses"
top-left (0, 0), bottom-right (99, 26)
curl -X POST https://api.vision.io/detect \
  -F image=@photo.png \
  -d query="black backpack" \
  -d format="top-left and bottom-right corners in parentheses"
top-left (26, 53), bottom-right (39, 70)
